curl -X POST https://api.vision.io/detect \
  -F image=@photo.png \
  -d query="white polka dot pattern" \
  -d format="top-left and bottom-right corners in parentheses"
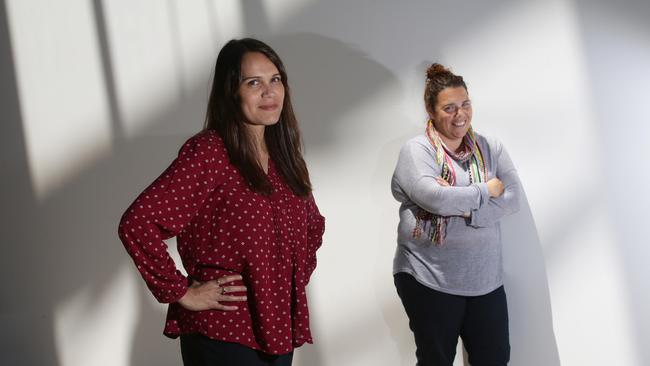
top-left (118, 130), bottom-right (325, 355)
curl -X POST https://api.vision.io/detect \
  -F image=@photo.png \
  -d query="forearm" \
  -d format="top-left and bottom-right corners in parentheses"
top-left (118, 215), bottom-right (189, 303)
top-left (468, 165), bottom-right (521, 227)
top-left (468, 185), bottom-right (521, 227)
top-left (410, 177), bottom-right (490, 216)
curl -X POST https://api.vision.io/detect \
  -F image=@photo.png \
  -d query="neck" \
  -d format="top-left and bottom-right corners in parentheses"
top-left (247, 125), bottom-right (268, 156)
top-left (245, 124), bottom-right (269, 173)
top-left (440, 135), bottom-right (463, 152)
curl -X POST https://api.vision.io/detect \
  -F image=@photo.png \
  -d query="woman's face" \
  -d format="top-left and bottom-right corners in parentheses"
top-left (238, 52), bottom-right (285, 128)
top-left (429, 86), bottom-right (472, 145)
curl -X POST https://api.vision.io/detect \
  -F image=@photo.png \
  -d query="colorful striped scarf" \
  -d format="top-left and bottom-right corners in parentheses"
top-left (412, 120), bottom-right (488, 245)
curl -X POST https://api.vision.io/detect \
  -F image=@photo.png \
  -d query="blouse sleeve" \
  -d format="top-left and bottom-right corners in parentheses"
top-left (468, 139), bottom-right (521, 228)
top-left (117, 132), bottom-right (226, 303)
top-left (297, 193), bottom-right (325, 286)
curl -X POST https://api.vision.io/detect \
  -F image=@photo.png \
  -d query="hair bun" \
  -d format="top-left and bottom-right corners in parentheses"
top-left (423, 63), bottom-right (466, 110)
top-left (426, 63), bottom-right (450, 80)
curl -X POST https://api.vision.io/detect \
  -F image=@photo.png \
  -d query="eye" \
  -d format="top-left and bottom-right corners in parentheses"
top-left (271, 75), bottom-right (282, 83)
top-left (443, 105), bottom-right (457, 114)
top-left (462, 101), bottom-right (472, 108)
top-left (246, 79), bottom-right (260, 87)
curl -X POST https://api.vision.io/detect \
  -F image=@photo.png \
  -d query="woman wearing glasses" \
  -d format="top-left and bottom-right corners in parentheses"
top-left (391, 63), bottom-right (521, 366)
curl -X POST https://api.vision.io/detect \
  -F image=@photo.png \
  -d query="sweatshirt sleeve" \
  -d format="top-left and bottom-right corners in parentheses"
top-left (117, 132), bottom-right (226, 303)
top-left (391, 139), bottom-right (490, 216)
top-left (468, 139), bottom-right (521, 228)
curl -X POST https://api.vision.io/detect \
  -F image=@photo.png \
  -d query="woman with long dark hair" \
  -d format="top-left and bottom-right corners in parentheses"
top-left (392, 63), bottom-right (521, 366)
top-left (118, 38), bottom-right (325, 366)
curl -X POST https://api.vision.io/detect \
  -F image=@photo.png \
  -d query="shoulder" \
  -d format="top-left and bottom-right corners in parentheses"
top-left (185, 129), bottom-right (225, 149)
top-left (179, 130), bottom-right (226, 156)
top-left (394, 134), bottom-right (439, 173)
top-left (400, 134), bottom-right (433, 156)
top-left (473, 131), bottom-right (504, 155)
top-left (175, 130), bottom-right (230, 167)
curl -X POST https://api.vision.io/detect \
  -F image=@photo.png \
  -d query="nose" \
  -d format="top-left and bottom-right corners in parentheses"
top-left (261, 83), bottom-right (274, 97)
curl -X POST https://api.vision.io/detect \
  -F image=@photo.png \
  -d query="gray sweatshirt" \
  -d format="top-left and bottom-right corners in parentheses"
top-left (391, 133), bottom-right (521, 296)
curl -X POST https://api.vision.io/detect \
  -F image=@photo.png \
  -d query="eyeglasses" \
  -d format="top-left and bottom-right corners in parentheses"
top-left (441, 100), bottom-right (472, 115)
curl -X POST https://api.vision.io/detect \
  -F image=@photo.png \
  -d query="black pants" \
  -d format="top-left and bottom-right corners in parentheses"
top-left (394, 273), bottom-right (510, 366)
top-left (180, 334), bottom-right (293, 366)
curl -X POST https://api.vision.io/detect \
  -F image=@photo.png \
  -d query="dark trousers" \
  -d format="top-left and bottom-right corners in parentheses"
top-left (180, 334), bottom-right (293, 366)
top-left (394, 273), bottom-right (510, 366)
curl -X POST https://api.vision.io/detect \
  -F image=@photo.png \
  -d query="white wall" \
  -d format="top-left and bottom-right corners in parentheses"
top-left (1, 0), bottom-right (648, 365)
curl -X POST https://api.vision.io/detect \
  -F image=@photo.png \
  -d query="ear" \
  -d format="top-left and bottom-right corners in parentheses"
top-left (426, 105), bottom-right (435, 121)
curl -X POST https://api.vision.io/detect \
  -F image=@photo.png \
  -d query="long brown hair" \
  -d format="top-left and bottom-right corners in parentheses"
top-left (204, 38), bottom-right (312, 197)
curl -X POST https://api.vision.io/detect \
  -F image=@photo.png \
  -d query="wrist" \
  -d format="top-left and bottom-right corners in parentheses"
top-left (176, 286), bottom-right (192, 305)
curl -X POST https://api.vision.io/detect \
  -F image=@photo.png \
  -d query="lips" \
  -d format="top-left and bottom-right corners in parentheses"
top-left (259, 104), bottom-right (279, 111)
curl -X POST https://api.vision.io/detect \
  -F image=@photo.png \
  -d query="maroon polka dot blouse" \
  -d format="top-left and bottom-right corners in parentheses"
top-left (118, 130), bottom-right (325, 355)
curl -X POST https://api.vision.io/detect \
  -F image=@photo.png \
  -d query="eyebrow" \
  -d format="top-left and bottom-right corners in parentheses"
top-left (241, 73), bottom-right (281, 82)
top-left (442, 99), bottom-right (471, 106)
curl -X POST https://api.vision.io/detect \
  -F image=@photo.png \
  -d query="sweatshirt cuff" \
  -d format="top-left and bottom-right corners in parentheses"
top-left (474, 182), bottom-right (489, 209)
top-left (468, 208), bottom-right (484, 228)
